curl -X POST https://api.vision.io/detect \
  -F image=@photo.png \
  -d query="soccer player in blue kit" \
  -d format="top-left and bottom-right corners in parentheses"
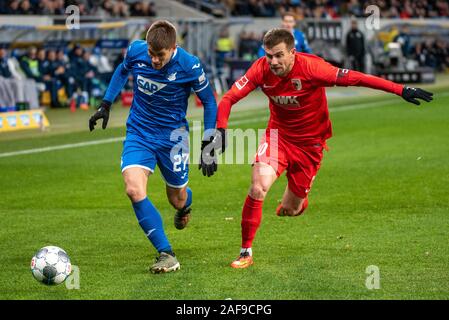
top-left (89, 20), bottom-right (219, 273)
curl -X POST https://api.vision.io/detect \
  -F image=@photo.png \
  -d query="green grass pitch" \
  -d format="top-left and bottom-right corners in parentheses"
top-left (0, 87), bottom-right (448, 300)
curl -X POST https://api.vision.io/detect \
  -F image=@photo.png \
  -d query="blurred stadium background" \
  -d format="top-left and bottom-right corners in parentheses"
top-left (0, 0), bottom-right (448, 117)
top-left (1, 1), bottom-right (449, 300)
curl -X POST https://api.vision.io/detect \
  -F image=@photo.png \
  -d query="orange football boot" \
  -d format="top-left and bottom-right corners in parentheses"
top-left (230, 252), bottom-right (253, 269)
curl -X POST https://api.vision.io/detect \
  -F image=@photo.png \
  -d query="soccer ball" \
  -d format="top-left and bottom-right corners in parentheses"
top-left (30, 246), bottom-right (72, 285)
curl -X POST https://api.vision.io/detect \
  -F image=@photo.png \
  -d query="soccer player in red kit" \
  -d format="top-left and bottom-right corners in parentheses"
top-left (214, 28), bottom-right (433, 269)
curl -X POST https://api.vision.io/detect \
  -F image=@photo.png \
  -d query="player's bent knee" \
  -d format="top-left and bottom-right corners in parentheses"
top-left (249, 184), bottom-right (268, 200)
top-left (125, 186), bottom-right (146, 203)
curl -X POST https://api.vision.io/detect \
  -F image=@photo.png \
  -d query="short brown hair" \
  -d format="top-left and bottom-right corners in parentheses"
top-left (263, 28), bottom-right (295, 50)
top-left (146, 20), bottom-right (177, 51)
top-left (281, 11), bottom-right (297, 20)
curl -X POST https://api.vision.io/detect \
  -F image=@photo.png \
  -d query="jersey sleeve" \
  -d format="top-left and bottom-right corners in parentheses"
top-left (334, 68), bottom-right (404, 95)
top-left (304, 56), bottom-right (340, 87)
top-left (187, 57), bottom-right (217, 136)
top-left (216, 58), bottom-right (264, 128)
top-left (304, 56), bottom-right (403, 95)
top-left (122, 41), bottom-right (137, 72)
top-left (189, 58), bottom-right (210, 94)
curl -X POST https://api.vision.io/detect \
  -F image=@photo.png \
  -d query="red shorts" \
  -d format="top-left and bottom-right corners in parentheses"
top-left (254, 129), bottom-right (325, 199)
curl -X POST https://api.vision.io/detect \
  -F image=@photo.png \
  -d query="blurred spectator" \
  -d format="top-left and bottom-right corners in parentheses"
top-left (215, 27), bottom-right (235, 71)
top-left (258, 11), bottom-right (312, 58)
top-left (393, 26), bottom-right (412, 57)
top-left (345, 18), bottom-right (365, 72)
top-left (0, 0), bottom-right (158, 17)
top-left (0, 47), bottom-right (13, 78)
top-left (19, 47), bottom-right (41, 82)
top-left (0, 46), bottom-right (40, 109)
top-left (54, 48), bottom-right (76, 98)
top-left (89, 46), bottom-right (113, 85)
top-left (238, 31), bottom-right (261, 61)
top-left (217, 0), bottom-right (449, 18)
top-left (414, 38), bottom-right (449, 71)
top-left (247, 0), bottom-right (276, 17)
top-left (39, 48), bottom-right (70, 108)
top-left (18, 0), bottom-right (35, 14)
top-left (130, 1), bottom-right (156, 16)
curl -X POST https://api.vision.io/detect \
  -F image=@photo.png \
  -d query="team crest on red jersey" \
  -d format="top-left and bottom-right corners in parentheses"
top-left (291, 79), bottom-right (302, 90)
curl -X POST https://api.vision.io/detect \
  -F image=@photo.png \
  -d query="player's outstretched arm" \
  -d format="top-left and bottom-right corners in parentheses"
top-left (309, 59), bottom-right (434, 106)
top-left (401, 86), bottom-right (433, 105)
top-left (333, 68), bottom-right (434, 106)
top-left (89, 100), bottom-right (111, 131)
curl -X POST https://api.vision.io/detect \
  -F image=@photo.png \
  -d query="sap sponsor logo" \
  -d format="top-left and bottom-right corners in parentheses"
top-left (270, 95), bottom-right (299, 106)
top-left (167, 72), bottom-right (177, 81)
top-left (137, 62), bottom-right (147, 68)
top-left (235, 75), bottom-right (249, 90)
top-left (192, 63), bottom-right (201, 69)
top-left (20, 114), bottom-right (30, 126)
top-left (198, 72), bottom-right (206, 85)
top-left (137, 75), bottom-right (167, 96)
top-left (7, 115), bottom-right (17, 127)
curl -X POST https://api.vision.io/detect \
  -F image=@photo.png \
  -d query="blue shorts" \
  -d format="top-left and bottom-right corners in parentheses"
top-left (121, 127), bottom-right (190, 188)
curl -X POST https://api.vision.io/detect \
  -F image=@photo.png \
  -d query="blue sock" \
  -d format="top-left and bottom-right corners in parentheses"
top-left (132, 198), bottom-right (172, 254)
top-left (184, 187), bottom-right (192, 209)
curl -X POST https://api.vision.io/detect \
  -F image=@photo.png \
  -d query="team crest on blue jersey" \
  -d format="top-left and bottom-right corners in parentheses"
top-left (167, 72), bottom-right (177, 81)
top-left (137, 75), bottom-right (167, 96)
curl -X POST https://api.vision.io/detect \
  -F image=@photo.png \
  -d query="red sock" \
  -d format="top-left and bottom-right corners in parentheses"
top-left (241, 195), bottom-right (264, 248)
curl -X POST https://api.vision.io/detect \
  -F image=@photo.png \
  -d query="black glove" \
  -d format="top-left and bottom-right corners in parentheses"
top-left (216, 128), bottom-right (227, 154)
top-left (198, 134), bottom-right (218, 177)
top-left (402, 86), bottom-right (433, 106)
top-left (89, 100), bottom-right (111, 131)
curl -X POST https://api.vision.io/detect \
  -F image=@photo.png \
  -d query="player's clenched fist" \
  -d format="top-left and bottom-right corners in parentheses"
top-left (89, 100), bottom-right (111, 131)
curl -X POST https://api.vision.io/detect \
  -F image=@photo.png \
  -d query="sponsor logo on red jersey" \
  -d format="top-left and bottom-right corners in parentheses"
top-left (270, 95), bottom-right (299, 106)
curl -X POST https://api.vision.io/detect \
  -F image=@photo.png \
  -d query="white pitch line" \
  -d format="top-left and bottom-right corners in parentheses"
top-left (0, 95), bottom-right (441, 159)
top-left (0, 137), bottom-right (124, 158)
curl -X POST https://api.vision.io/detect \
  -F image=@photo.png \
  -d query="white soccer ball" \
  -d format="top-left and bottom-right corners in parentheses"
top-left (30, 246), bottom-right (72, 285)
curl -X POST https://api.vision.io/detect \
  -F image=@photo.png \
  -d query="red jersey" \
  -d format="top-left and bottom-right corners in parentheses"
top-left (217, 53), bottom-right (404, 145)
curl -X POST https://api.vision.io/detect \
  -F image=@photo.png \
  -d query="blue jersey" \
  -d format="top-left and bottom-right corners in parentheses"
top-left (258, 29), bottom-right (312, 58)
top-left (104, 40), bottom-right (217, 135)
